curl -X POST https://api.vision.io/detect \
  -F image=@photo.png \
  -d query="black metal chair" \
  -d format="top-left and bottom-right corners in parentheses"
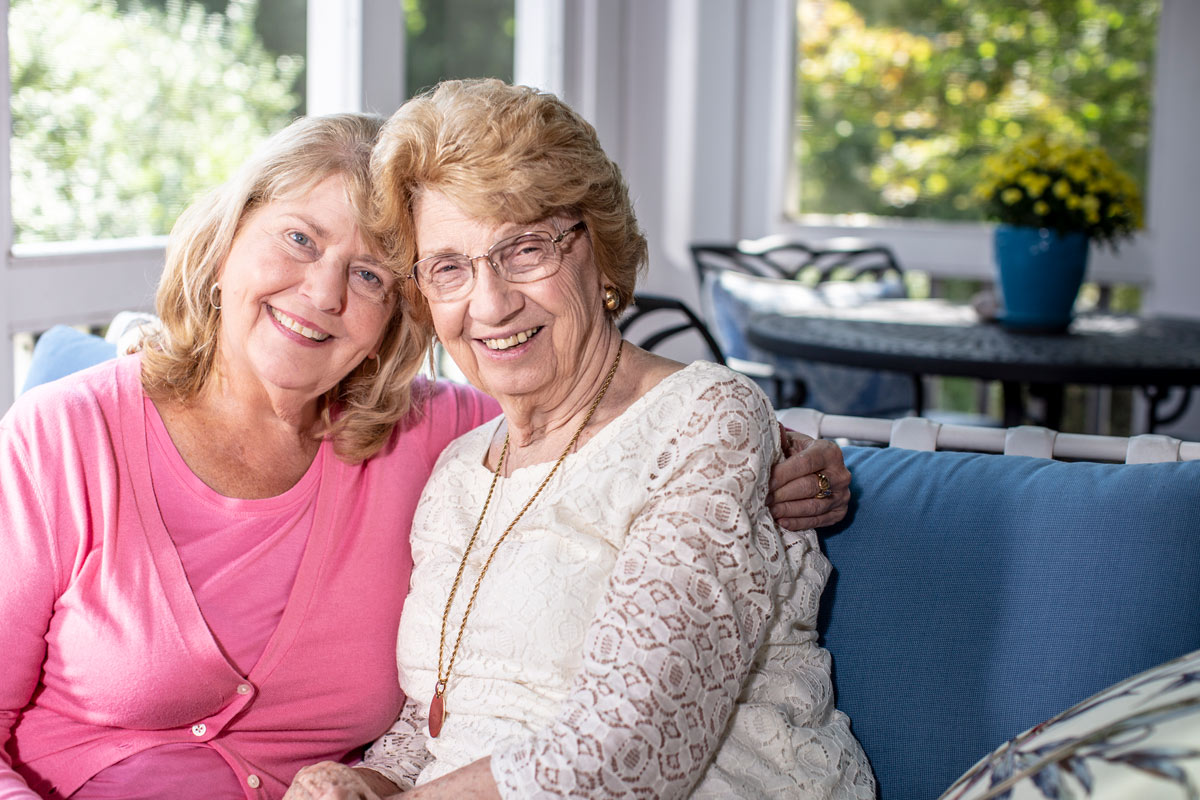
top-left (618, 293), bottom-right (804, 406)
top-left (690, 235), bottom-right (905, 287)
top-left (617, 294), bottom-right (725, 364)
top-left (689, 237), bottom-right (913, 417)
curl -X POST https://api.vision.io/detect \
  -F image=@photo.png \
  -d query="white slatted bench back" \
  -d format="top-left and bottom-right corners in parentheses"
top-left (776, 408), bottom-right (1200, 463)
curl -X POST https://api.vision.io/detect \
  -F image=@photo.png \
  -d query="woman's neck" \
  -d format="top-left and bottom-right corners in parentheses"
top-left (491, 341), bottom-right (686, 475)
top-left (204, 362), bottom-right (324, 436)
top-left (494, 336), bottom-right (624, 473)
top-left (153, 376), bottom-right (323, 499)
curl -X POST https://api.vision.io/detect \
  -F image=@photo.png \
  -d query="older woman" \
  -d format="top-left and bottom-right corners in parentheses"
top-left (289, 80), bottom-right (873, 799)
top-left (0, 113), bottom-right (846, 799)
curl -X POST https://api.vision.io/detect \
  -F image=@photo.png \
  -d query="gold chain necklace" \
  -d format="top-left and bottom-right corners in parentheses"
top-left (428, 340), bottom-right (624, 738)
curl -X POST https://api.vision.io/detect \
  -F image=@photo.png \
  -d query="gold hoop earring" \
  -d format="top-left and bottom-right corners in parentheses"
top-left (209, 283), bottom-right (222, 311)
top-left (603, 286), bottom-right (620, 312)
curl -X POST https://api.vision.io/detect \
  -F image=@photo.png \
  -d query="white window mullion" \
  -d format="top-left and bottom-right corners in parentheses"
top-left (515, 0), bottom-right (565, 97)
top-left (307, 0), bottom-right (404, 116)
top-left (2, 0), bottom-right (16, 406)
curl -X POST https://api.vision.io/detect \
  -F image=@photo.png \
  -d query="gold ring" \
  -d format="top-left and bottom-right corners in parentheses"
top-left (815, 472), bottom-right (832, 499)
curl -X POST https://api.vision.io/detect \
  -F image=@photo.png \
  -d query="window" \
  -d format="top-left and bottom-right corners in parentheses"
top-left (9, 0), bottom-right (306, 245)
top-left (403, 0), bottom-right (514, 96)
top-left (2, 0), bottom-right (522, 406)
top-left (790, 0), bottom-right (1159, 225)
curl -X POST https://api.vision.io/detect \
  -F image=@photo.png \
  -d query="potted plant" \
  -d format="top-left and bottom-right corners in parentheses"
top-left (976, 134), bottom-right (1142, 332)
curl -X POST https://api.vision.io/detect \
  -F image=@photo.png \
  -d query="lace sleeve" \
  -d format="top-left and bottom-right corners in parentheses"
top-left (490, 377), bottom-right (789, 798)
top-left (360, 695), bottom-right (432, 792)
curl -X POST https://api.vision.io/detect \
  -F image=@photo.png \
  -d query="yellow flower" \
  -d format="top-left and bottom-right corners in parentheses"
top-left (975, 133), bottom-right (1143, 248)
top-left (1018, 172), bottom-right (1051, 197)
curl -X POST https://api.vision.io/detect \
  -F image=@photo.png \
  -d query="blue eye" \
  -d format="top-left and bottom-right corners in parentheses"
top-left (289, 231), bottom-right (312, 247)
top-left (355, 268), bottom-right (382, 285)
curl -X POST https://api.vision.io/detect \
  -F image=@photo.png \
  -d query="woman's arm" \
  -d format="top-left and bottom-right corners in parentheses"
top-left (360, 695), bottom-right (434, 790)
top-left (440, 377), bottom-right (848, 533)
top-left (0, 419), bottom-right (63, 799)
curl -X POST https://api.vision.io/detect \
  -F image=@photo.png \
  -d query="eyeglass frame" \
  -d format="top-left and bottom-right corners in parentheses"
top-left (409, 220), bottom-right (588, 302)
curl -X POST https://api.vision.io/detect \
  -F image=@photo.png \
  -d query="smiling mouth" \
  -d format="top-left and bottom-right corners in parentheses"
top-left (270, 306), bottom-right (331, 342)
top-left (483, 326), bottom-right (542, 351)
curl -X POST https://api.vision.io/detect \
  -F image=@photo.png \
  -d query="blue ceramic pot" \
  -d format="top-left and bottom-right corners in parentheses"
top-left (994, 224), bottom-right (1090, 333)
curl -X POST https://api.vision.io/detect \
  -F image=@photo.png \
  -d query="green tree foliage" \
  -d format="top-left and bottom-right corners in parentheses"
top-left (403, 0), bottom-right (514, 97)
top-left (10, 0), bottom-right (303, 243)
top-left (793, 0), bottom-right (1158, 221)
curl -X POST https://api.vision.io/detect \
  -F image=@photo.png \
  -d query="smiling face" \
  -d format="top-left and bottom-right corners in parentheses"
top-left (413, 190), bottom-right (611, 409)
top-left (214, 174), bottom-right (398, 406)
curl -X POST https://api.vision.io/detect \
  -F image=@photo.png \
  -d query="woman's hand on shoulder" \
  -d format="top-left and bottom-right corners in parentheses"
top-left (768, 429), bottom-right (850, 530)
top-left (284, 762), bottom-right (396, 800)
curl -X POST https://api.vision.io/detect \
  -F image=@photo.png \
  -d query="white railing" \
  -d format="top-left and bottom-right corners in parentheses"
top-left (778, 407), bottom-right (1200, 464)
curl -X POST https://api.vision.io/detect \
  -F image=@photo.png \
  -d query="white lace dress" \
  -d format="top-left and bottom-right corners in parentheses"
top-left (365, 361), bottom-right (875, 798)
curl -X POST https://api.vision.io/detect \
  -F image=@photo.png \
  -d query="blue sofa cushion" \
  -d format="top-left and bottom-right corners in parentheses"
top-left (821, 445), bottom-right (1200, 800)
top-left (22, 325), bottom-right (117, 394)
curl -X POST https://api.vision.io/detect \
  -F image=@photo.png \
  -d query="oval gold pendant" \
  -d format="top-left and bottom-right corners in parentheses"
top-left (428, 693), bottom-right (445, 738)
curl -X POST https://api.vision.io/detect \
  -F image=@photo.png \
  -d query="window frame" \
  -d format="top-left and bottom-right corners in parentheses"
top-left (748, 0), bottom-right (1158, 288)
top-left (0, 0), bottom-right (404, 407)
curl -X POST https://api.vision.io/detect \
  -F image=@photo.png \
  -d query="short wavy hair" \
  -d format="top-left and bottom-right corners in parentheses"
top-left (141, 112), bottom-right (431, 462)
top-left (370, 79), bottom-right (648, 314)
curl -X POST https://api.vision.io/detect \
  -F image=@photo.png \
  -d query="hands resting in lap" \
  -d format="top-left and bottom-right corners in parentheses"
top-left (285, 762), bottom-right (391, 800)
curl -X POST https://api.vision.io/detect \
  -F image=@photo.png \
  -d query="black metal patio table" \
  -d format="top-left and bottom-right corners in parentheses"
top-left (746, 299), bottom-right (1200, 431)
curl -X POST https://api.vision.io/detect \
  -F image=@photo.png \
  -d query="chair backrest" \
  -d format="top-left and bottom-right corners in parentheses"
top-left (618, 294), bottom-right (725, 365)
top-left (691, 234), bottom-right (906, 287)
top-left (690, 238), bottom-right (914, 417)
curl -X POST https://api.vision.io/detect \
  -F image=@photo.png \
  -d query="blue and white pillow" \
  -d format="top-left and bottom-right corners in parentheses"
top-left (940, 648), bottom-right (1200, 799)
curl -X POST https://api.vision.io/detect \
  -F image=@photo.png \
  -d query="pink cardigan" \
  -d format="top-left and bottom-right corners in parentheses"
top-left (0, 357), bottom-right (496, 799)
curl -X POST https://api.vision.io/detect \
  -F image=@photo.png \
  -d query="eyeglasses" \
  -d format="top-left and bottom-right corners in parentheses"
top-left (411, 220), bottom-right (587, 302)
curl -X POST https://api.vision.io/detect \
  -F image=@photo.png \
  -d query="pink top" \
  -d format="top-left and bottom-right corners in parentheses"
top-left (0, 356), bottom-right (497, 800)
top-left (69, 396), bottom-right (321, 799)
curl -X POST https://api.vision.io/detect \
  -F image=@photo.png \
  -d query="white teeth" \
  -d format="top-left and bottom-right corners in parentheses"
top-left (271, 307), bottom-right (330, 342)
top-left (484, 327), bottom-right (540, 351)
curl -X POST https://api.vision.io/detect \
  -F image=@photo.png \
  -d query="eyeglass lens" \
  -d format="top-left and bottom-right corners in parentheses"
top-left (415, 228), bottom-right (571, 298)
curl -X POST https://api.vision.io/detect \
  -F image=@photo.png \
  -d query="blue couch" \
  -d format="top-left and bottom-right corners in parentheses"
top-left (824, 445), bottom-right (1200, 799)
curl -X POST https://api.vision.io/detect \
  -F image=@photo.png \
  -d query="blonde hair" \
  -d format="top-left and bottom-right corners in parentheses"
top-left (141, 112), bottom-right (431, 462)
top-left (370, 79), bottom-right (648, 313)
